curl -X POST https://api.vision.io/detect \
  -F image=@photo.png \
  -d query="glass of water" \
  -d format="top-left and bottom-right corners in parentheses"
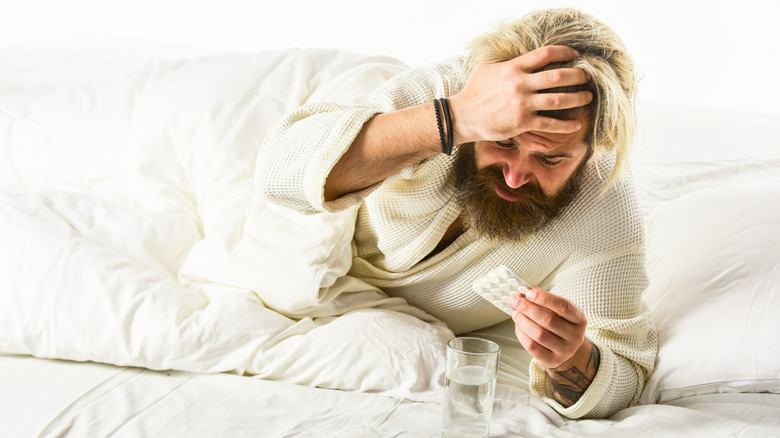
top-left (442, 337), bottom-right (500, 438)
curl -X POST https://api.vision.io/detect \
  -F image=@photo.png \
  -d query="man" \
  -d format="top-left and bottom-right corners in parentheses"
top-left (256, 8), bottom-right (656, 419)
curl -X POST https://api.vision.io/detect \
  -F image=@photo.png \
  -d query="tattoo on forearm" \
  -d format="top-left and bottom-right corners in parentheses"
top-left (547, 342), bottom-right (601, 407)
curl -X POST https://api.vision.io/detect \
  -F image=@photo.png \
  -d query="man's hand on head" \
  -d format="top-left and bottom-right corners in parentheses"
top-left (449, 45), bottom-right (592, 145)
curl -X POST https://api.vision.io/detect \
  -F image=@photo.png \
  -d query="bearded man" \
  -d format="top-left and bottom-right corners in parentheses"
top-left (257, 8), bottom-right (657, 419)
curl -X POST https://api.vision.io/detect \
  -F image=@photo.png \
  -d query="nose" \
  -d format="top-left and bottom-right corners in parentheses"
top-left (502, 161), bottom-right (532, 189)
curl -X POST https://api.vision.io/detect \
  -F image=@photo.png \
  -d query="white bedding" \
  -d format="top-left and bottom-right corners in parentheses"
top-left (1, 37), bottom-right (779, 437)
top-left (0, 39), bottom-right (452, 402)
top-left (2, 354), bottom-right (778, 437)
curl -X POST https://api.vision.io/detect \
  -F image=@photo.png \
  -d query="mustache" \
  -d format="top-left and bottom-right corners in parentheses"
top-left (475, 164), bottom-right (547, 203)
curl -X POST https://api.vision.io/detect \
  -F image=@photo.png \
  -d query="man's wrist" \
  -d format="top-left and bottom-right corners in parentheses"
top-left (545, 339), bottom-right (601, 407)
top-left (446, 94), bottom-right (475, 145)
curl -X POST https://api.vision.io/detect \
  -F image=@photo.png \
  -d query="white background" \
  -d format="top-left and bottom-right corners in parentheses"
top-left (3, 0), bottom-right (779, 115)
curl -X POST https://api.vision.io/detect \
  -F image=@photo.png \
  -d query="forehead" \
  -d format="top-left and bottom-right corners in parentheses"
top-left (514, 130), bottom-right (589, 157)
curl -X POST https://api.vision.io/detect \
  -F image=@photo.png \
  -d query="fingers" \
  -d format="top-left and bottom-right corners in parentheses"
top-left (532, 89), bottom-right (592, 109)
top-left (510, 287), bottom-right (587, 368)
top-left (512, 305), bottom-right (564, 354)
top-left (511, 295), bottom-right (578, 342)
top-left (518, 48), bottom-right (591, 115)
top-left (526, 67), bottom-right (589, 91)
top-left (524, 287), bottom-right (587, 326)
top-left (513, 325), bottom-right (555, 365)
top-left (527, 117), bottom-right (583, 134)
top-left (521, 89), bottom-right (592, 134)
top-left (512, 309), bottom-right (571, 369)
top-left (513, 45), bottom-right (581, 72)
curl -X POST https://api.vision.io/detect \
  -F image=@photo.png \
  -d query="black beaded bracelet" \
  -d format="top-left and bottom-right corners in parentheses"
top-left (433, 98), bottom-right (447, 155)
top-left (440, 97), bottom-right (454, 155)
top-left (434, 98), bottom-right (454, 155)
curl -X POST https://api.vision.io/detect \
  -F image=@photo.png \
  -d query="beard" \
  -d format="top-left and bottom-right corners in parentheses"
top-left (453, 143), bottom-right (589, 241)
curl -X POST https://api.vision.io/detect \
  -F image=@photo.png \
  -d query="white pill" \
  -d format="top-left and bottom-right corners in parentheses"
top-left (507, 278), bottom-right (520, 288)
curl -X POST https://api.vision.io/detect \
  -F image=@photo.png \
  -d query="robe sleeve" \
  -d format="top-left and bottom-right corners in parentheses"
top-left (255, 56), bottom-right (464, 214)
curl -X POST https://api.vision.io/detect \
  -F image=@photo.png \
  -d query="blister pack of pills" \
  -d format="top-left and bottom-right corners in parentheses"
top-left (471, 265), bottom-right (531, 315)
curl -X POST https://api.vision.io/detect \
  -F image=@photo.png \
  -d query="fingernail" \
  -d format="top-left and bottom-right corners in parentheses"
top-left (587, 92), bottom-right (593, 102)
top-left (573, 49), bottom-right (581, 57)
top-left (509, 295), bottom-right (520, 307)
top-left (526, 288), bottom-right (537, 301)
top-left (575, 122), bottom-right (582, 130)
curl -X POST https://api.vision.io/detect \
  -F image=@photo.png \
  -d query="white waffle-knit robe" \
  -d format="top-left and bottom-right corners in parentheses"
top-left (256, 55), bottom-right (657, 419)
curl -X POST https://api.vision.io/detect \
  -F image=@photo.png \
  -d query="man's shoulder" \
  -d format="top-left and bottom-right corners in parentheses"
top-left (556, 153), bottom-right (645, 250)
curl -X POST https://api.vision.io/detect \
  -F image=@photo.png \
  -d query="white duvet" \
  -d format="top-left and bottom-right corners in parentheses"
top-left (0, 44), bottom-right (453, 401)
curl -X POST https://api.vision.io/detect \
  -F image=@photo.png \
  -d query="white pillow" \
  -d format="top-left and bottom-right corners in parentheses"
top-left (638, 183), bottom-right (780, 404)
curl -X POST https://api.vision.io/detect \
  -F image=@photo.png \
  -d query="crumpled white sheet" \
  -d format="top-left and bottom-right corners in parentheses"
top-left (0, 43), bottom-right (454, 401)
top-left (2, 354), bottom-right (778, 438)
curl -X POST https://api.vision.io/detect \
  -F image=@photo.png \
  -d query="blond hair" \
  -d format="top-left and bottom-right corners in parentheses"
top-left (461, 8), bottom-right (637, 188)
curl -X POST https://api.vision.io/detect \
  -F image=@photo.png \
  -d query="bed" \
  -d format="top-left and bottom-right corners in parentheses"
top-left (1, 37), bottom-right (779, 437)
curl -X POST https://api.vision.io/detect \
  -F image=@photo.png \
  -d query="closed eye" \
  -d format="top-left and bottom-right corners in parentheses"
top-left (536, 155), bottom-right (564, 167)
top-left (494, 140), bottom-right (515, 149)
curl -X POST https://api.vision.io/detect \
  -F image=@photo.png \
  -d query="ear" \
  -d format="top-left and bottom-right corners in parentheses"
top-left (587, 144), bottom-right (596, 160)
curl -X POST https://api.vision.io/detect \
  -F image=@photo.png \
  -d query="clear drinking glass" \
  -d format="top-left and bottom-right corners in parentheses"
top-left (441, 337), bottom-right (500, 438)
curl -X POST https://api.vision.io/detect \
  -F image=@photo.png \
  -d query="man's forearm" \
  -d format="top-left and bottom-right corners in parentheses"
top-left (546, 339), bottom-right (600, 407)
top-left (323, 103), bottom-right (442, 201)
